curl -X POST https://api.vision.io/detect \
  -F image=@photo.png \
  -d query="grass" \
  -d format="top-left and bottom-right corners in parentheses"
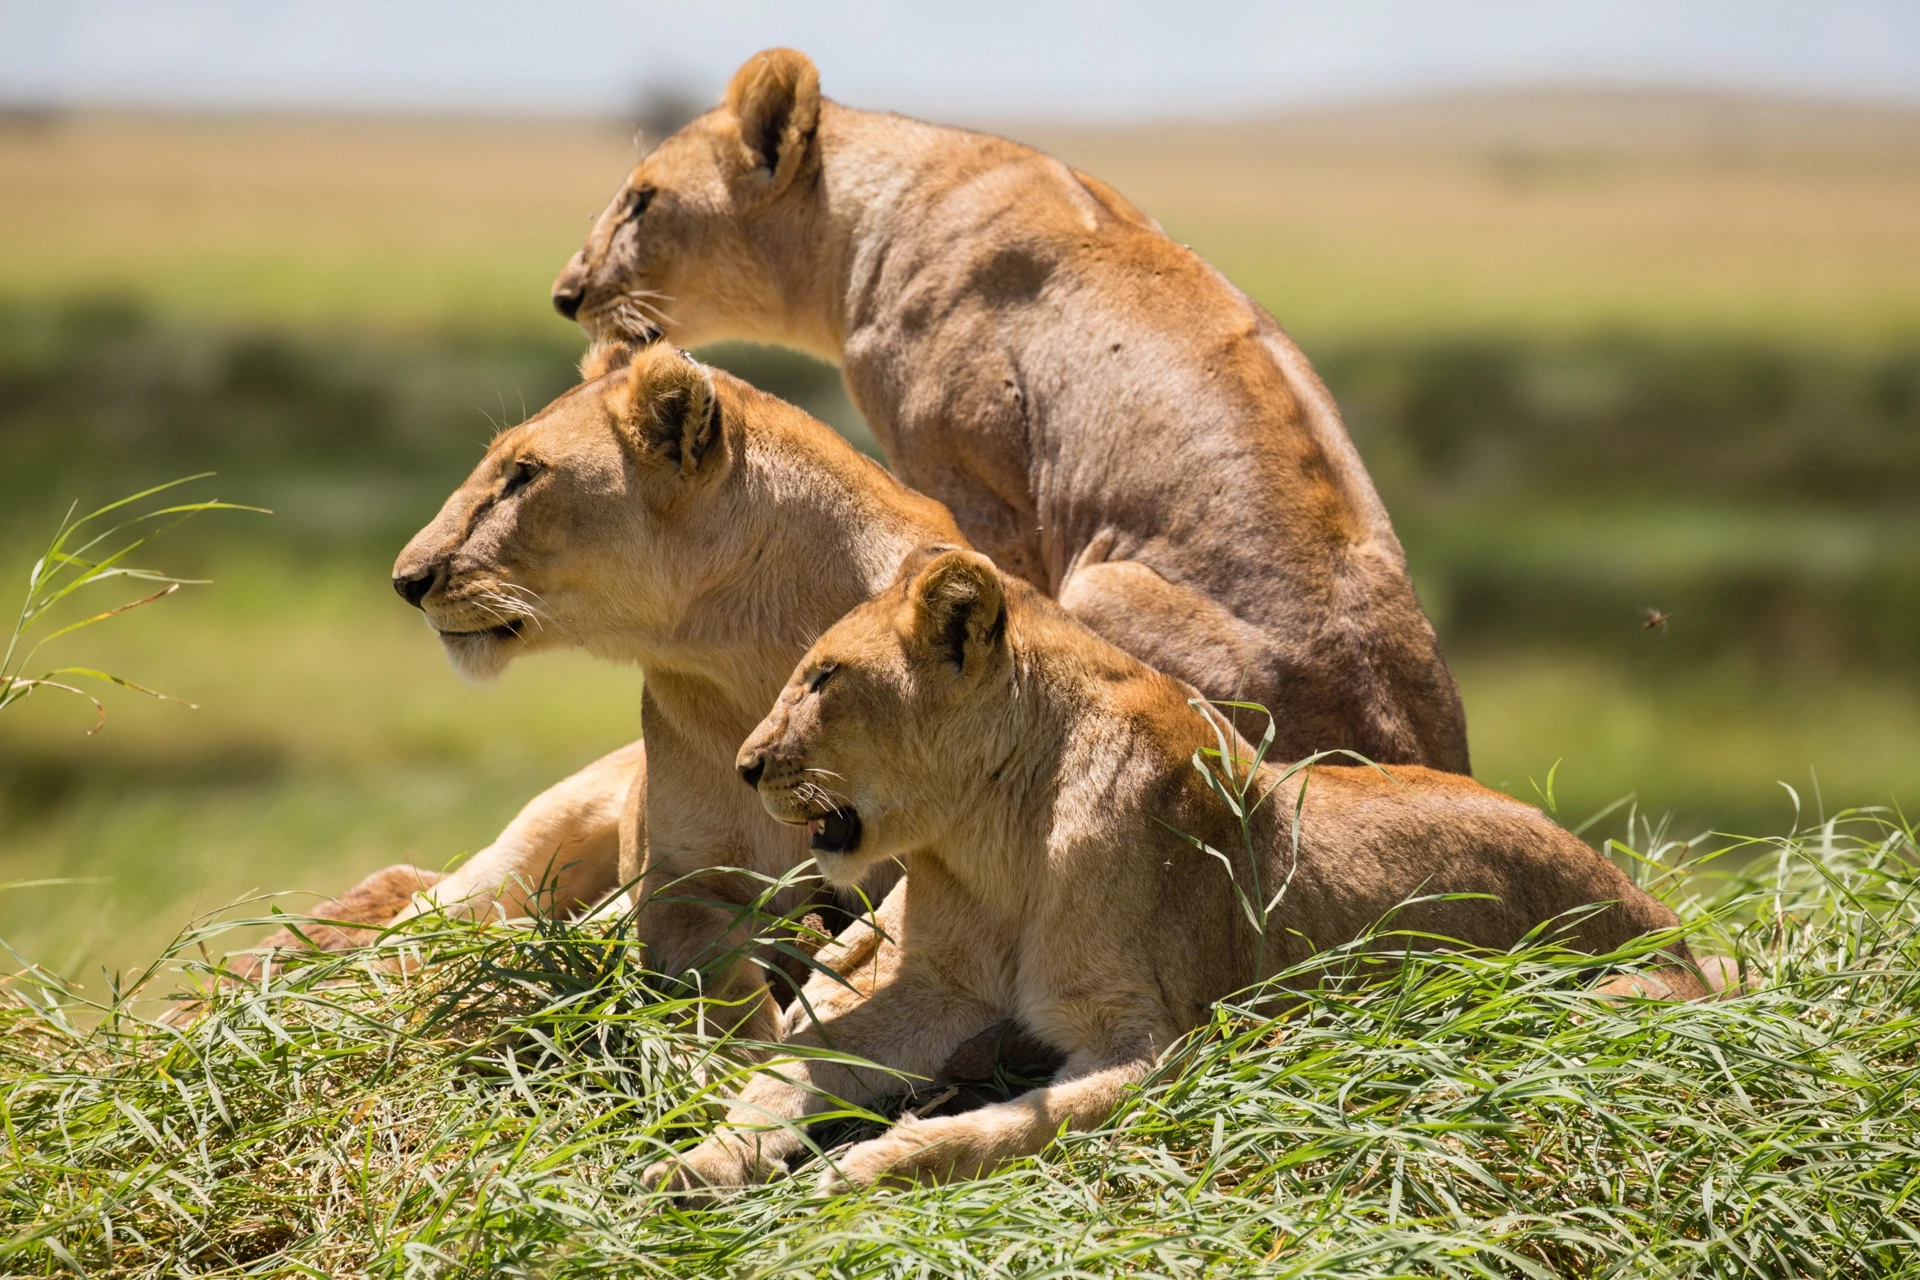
top-left (2, 809), bottom-right (1915, 1276)
top-left (1, 475), bottom-right (265, 725)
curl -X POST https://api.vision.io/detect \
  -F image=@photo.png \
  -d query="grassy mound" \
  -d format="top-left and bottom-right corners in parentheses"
top-left (4, 812), bottom-right (1916, 1278)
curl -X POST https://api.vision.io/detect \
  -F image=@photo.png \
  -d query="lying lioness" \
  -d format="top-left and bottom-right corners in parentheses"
top-left (372, 342), bottom-right (965, 1040)
top-left (554, 47), bottom-right (1469, 771)
top-left (647, 549), bottom-right (1709, 1194)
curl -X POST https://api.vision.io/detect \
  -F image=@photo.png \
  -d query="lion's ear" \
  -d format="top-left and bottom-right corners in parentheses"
top-left (613, 347), bottom-right (723, 479)
top-left (723, 47), bottom-right (821, 199)
top-left (890, 542), bottom-right (968, 587)
top-left (906, 550), bottom-right (1007, 677)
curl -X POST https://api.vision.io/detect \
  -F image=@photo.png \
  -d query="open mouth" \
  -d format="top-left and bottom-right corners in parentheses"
top-left (436, 619), bottom-right (524, 642)
top-left (807, 809), bottom-right (863, 856)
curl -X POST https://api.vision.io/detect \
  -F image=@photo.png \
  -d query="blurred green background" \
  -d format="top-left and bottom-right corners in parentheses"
top-left (3, 93), bottom-right (1917, 981)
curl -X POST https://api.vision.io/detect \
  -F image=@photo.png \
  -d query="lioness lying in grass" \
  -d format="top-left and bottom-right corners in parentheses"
top-left (648, 548), bottom-right (1711, 1194)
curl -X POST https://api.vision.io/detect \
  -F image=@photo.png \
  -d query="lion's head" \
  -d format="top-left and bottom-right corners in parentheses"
top-left (551, 48), bottom-right (828, 355)
top-left (392, 343), bottom-right (740, 680)
top-left (734, 547), bottom-right (1020, 887)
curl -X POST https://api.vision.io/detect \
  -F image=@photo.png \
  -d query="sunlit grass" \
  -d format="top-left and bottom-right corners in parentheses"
top-left (2, 811), bottom-right (1914, 1276)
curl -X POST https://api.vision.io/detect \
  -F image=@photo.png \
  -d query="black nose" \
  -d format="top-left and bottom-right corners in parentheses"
top-left (737, 756), bottom-right (765, 789)
top-left (552, 284), bottom-right (583, 321)
top-left (393, 565), bottom-right (436, 609)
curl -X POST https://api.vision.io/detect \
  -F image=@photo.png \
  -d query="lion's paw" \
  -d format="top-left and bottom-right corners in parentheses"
top-left (643, 1136), bottom-right (778, 1204)
top-left (816, 1124), bottom-right (946, 1194)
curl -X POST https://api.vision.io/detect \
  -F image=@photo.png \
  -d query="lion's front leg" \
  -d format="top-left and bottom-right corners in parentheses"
top-left (791, 885), bottom-right (1064, 1086)
top-left (820, 1048), bottom-right (1151, 1193)
top-left (645, 947), bottom-right (1002, 1200)
top-left (390, 739), bottom-right (643, 930)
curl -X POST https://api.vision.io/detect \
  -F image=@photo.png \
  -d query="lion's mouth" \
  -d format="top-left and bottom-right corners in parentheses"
top-left (435, 619), bottom-right (525, 642)
top-left (807, 809), bottom-right (863, 856)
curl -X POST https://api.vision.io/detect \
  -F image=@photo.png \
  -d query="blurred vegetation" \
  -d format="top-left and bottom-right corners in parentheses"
top-left (1326, 336), bottom-right (1920, 667)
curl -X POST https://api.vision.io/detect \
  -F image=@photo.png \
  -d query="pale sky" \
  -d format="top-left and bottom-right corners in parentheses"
top-left (2, 0), bottom-right (1917, 120)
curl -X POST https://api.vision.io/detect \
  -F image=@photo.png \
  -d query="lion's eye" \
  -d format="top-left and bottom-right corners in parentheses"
top-left (807, 664), bottom-right (837, 694)
top-left (504, 459), bottom-right (541, 496)
top-left (627, 186), bottom-right (656, 221)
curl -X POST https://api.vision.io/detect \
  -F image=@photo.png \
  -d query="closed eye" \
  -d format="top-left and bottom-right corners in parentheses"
top-left (503, 459), bottom-right (541, 496)
top-left (807, 663), bottom-right (837, 694)
top-left (627, 186), bottom-right (656, 222)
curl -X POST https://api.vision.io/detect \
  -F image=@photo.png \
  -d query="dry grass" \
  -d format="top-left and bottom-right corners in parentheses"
top-left (0, 113), bottom-right (636, 332)
top-left (5, 90), bottom-right (1920, 339)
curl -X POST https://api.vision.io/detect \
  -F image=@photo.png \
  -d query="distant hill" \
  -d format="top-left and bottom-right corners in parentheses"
top-left (1013, 87), bottom-right (1920, 163)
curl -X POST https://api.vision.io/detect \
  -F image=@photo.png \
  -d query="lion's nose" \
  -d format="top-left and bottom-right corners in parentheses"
top-left (393, 565), bottom-right (437, 609)
top-left (551, 282), bottom-right (584, 321)
top-left (737, 754), bottom-right (766, 789)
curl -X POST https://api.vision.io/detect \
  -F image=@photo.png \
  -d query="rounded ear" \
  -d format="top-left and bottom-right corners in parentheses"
top-left (907, 550), bottom-right (1008, 676)
top-left (723, 47), bottom-right (821, 200)
top-left (611, 346), bottom-right (723, 478)
top-left (890, 542), bottom-right (968, 587)
top-left (580, 340), bottom-right (636, 381)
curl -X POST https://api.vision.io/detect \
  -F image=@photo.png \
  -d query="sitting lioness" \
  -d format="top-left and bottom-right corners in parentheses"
top-left (647, 548), bottom-right (1709, 1194)
top-left (553, 47), bottom-right (1469, 772)
top-left (375, 342), bottom-right (966, 1040)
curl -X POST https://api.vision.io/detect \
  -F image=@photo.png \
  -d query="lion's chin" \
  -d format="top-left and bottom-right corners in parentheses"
top-left (812, 848), bottom-right (882, 891)
top-left (809, 817), bottom-right (890, 892)
top-left (438, 630), bottom-right (518, 682)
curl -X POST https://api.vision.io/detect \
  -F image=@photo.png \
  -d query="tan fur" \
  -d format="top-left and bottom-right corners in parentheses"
top-left (648, 550), bottom-right (1708, 1195)
top-left (387, 344), bottom-right (965, 1040)
top-left (553, 47), bottom-right (1470, 773)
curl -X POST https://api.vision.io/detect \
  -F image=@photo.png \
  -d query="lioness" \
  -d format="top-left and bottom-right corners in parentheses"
top-left (554, 47), bottom-right (1469, 771)
top-left (379, 342), bottom-right (965, 1040)
top-left (647, 549), bottom-right (1709, 1194)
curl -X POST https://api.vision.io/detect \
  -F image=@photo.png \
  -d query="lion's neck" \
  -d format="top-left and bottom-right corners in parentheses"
top-left (910, 611), bottom-right (1201, 916)
top-left (625, 439), bottom-right (939, 745)
top-left (747, 104), bottom-right (987, 358)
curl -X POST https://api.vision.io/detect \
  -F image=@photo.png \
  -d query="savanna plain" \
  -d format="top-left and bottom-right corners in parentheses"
top-left (2, 92), bottom-right (1918, 1276)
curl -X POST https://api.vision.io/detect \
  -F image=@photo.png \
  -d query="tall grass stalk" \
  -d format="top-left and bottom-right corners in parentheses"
top-left (0, 476), bottom-right (264, 729)
top-left (2, 808), bottom-right (1915, 1277)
